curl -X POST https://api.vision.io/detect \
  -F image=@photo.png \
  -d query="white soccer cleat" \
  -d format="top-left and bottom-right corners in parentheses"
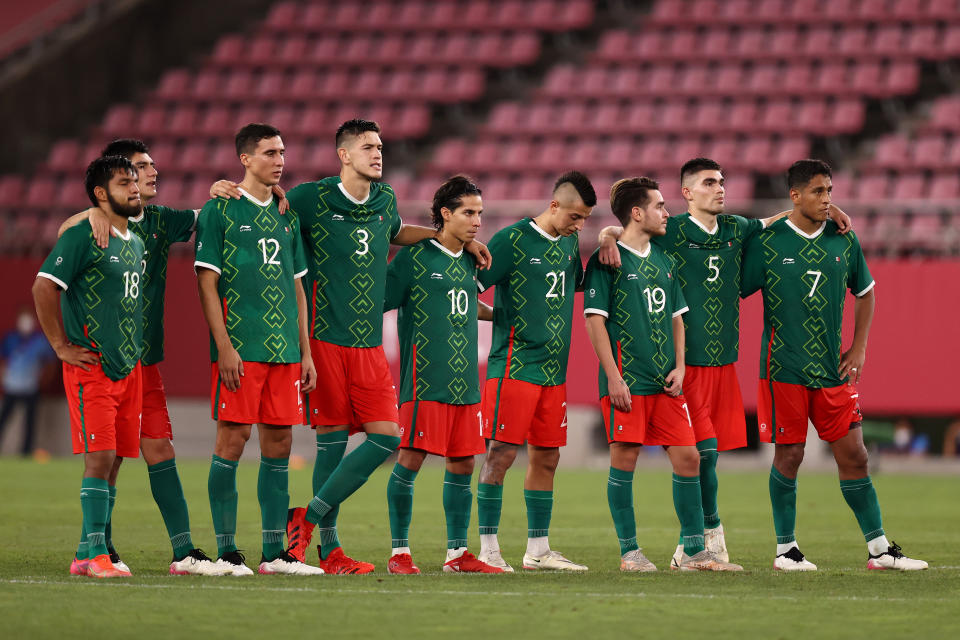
top-left (477, 548), bottom-right (514, 573)
top-left (109, 550), bottom-right (132, 575)
top-left (620, 548), bottom-right (657, 572)
top-left (670, 544), bottom-right (683, 570)
top-left (214, 551), bottom-right (255, 576)
top-left (866, 542), bottom-right (928, 571)
top-left (705, 524), bottom-right (729, 563)
top-left (258, 551), bottom-right (325, 575)
top-left (773, 547), bottom-right (817, 571)
top-left (522, 550), bottom-right (588, 571)
top-left (679, 549), bottom-right (743, 571)
top-left (170, 549), bottom-right (230, 576)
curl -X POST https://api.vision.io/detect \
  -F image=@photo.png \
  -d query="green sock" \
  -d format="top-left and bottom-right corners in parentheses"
top-left (105, 484), bottom-right (116, 553)
top-left (80, 478), bottom-right (110, 557)
top-left (607, 467), bottom-right (638, 555)
top-left (208, 455), bottom-right (239, 556)
top-left (444, 470), bottom-right (473, 549)
top-left (840, 476), bottom-right (885, 542)
top-left (306, 433), bottom-right (400, 527)
top-left (673, 473), bottom-right (705, 555)
top-left (148, 458), bottom-right (194, 559)
top-left (697, 438), bottom-right (721, 528)
top-left (477, 483), bottom-right (503, 535)
top-left (769, 466), bottom-right (798, 544)
top-left (76, 519), bottom-right (88, 560)
top-left (524, 489), bottom-right (553, 539)
top-left (258, 456), bottom-right (289, 561)
top-left (313, 432), bottom-right (348, 557)
top-left (387, 463), bottom-right (418, 549)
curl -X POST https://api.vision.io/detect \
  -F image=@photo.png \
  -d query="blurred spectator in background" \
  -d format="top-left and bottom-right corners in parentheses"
top-left (890, 418), bottom-right (930, 457)
top-left (943, 420), bottom-right (960, 458)
top-left (0, 307), bottom-right (55, 456)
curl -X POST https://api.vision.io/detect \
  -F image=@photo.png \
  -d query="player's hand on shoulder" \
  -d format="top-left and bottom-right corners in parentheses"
top-left (210, 180), bottom-right (242, 200)
top-left (608, 377), bottom-right (632, 412)
top-left (838, 346), bottom-right (865, 384)
top-left (829, 204), bottom-right (852, 234)
top-left (664, 366), bottom-right (684, 396)
top-left (55, 343), bottom-right (99, 371)
top-left (466, 239), bottom-right (492, 269)
top-left (300, 353), bottom-right (317, 394)
top-left (217, 346), bottom-right (244, 391)
top-left (272, 184), bottom-right (289, 214)
top-left (597, 231), bottom-right (622, 268)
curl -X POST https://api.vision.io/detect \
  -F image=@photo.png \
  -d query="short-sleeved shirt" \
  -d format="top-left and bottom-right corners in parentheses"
top-left (128, 204), bottom-right (197, 366)
top-left (654, 213), bottom-right (764, 367)
top-left (385, 239), bottom-right (481, 405)
top-left (38, 221), bottom-right (144, 381)
top-left (194, 191), bottom-right (308, 364)
top-left (583, 242), bottom-right (688, 397)
top-left (741, 218), bottom-right (874, 388)
top-left (287, 177), bottom-right (402, 348)
top-left (478, 218), bottom-right (583, 386)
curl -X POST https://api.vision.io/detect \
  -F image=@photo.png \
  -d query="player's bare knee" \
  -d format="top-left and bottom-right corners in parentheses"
top-left (398, 448), bottom-right (427, 472)
top-left (529, 446), bottom-right (560, 474)
top-left (773, 444), bottom-right (805, 477)
top-left (446, 455), bottom-right (474, 475)
top-left (140, 437), bottom-right (175, 465)
top-left (480, 441), bottom-right (518, 482)
top-left (83, 450), bottom-right (116, 479)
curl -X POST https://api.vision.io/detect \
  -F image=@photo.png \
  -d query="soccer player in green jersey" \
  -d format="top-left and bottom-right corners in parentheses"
top-left (742, 159), bottom-right (927, 571)
top-left (383, 176), bottom-right (503, 574)
top-left (58, 139), bottom-right (225, 575)
top-left (281, 119), bottom-right (490, 574)
top-left (474, 172), bottom-right (594, 572)
top-left (585, 177), bottom-right (742, 572)
top-left (195, 123), bottom-right (322, 576)
top-left (598, 158), bottom-right (852, 567)
top-left (33, 156), bottom-right (145, 578)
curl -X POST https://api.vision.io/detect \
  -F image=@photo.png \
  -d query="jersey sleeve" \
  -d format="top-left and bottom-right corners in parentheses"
top-left (583, 251), bottom-right (614, 318)
top-left (574, 237), bottom-right (585, 289)
top-left (292, 217), bottom-right (308, 279)
top-left (383, 248), bottom-right (410, 311)
top-left (846, 232), bottom-right (875, 297)
top-left (37, 224), bottom-right (93, 290)
top-left (476, 228), bottom-right (514, 291)
top-left (194, 199), bottom-right (226, 274)
top-left (740, 231), bottom-right (765, 298)
top-left (165, 206), bottom-right (199, 244)
top-left (734, 214), bottom-right (765, 240)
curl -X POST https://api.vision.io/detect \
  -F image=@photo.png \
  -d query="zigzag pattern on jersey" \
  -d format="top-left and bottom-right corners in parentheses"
top-left (308, 182), bottom-right (332, 339)
top-left (760, 232), bottom-right (784, 379)
top-left (117, 236), bottom-right (142, 365)
top-left (639, 256), bottom-right (670, 387)
top-left (540, 237), bottom-right (569, 385)
top-left (219, 201), bottom-right (244, 354)
top-left (81, 242), bottom-right (106, 354)
top-left (445, 253), bottom-right (472, 402)
top-left (256, 200), bottom-right (290, 361)
top-left (507, 227), bottom-right (529, 380)
top-left (409, 244), bottom-right (432, 398)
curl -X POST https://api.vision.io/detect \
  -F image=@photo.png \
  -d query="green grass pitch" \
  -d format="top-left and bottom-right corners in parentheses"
top-left (1, 458), bottom-right (957, 639)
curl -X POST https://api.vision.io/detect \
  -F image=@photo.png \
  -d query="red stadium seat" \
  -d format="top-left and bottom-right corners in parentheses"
top-left (928, 173), bottom-right (960, 199)
top-left (264, 2), bottom-right (297, 29)
top-left (921, 96), bottom-right (960, 132)
top-left (852, 172), bottom-right (891, 202)
top-left (195, 106), bottom-right (233, 137)
top-left (870, 135), bottom-right (909, 170)
top-left (911, 134), bottom-right (947, 169)
top-left (883, 61), bottom-right (920, 98)
top-left (46, 140), bottom-right (80, 172)
top-left (248, 36), bottom-right (277, 66)
top-left (25, 178), bottom-right (57, 208)
top-left (736, 28), bottom-right (768, 60)
top-left (890, 173), bottom-right (927, 201)
top-left (136, 106), bottom-right (167, 132)
top-left (211, 35), bottom-right (244, 64)
top-left (154, 69), bottom-right (192, 100)
top-left (0, 175), bottom-right (24, 202)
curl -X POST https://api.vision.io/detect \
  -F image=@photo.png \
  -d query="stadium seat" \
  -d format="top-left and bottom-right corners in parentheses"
top-left (921, 96), bottom-right (960, 133)
top-left (890, 173), bottom-right (927, 201)
top-left (46, 140), bottom-right (80, 172)
top-left (928, 173), bottom-right (960, 199)
top-left (911, 134), bottom-right (947, 169)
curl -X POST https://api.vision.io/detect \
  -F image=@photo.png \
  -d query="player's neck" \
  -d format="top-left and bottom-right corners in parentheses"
top-left (238, 178), bottom-right (272, 204)
top-left (435, 228), bottom-right (464, 254)
top-left (100, 206), bottom-right (129, 235)
top-left (532, 210), bottom-right (559, 238)
top-left (339, 170), bottom-right (372, 202)
top-left (787, 209), bottom-right (824, 235)
top-left (619, 225), bottom-right (651, 254)
top-left (688, 208), bottom-right (719, 232)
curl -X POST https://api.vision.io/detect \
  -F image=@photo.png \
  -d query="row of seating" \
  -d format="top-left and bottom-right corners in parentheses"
top-left (261, 0), bottom-right (593, 33)
top-left (483, 98), bottom-right (864, 137)
top-left (540, 61), bottom-right (920, 100)
top-left (647, 0), bottom-right (960, 26)
top-left (918, 95), bottom-right (960, 132)
top-left (596, 23), bottom-right (958, 63)
top-left (837, 171), bottom-right (960, 201)
top-left (866, 133), bottom-right (960, 170)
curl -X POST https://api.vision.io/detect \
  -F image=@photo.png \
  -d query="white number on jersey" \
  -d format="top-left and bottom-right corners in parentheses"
top-left (707, 255), bottom-right (720, 283)
top-left (257, 238), bottom-right (281, 265)
top-left (355, 229), bottom-right (370, 256)
top-left (804, 270), bottom-right (823, 298)
top-left (447, 288), bottom-right (469, 316)
top-left (643, 286), bottom-right (666, 313)
top-left (546, 271), bottom-right (566, 299)
top-left (122, 270), bottom-right (140, 299)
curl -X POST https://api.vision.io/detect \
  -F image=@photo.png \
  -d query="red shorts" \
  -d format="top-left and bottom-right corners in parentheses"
top-left (757, 379), bottom-right (862, 445)
top-left (399, 401), bottom-right (485, 457)
top-left (481, 378), bottom-right (567, 447)
top-left (210, 362), bottom-right (303, 425)
top-left (684, 364), bottom-right (747, 451)
top-left (140, 363), bottom-right (172, 440)
top-left (305, 340), bottom-right (399, 429)
top-left (63, 361), bottom-right (142, 457)
top-left (602, 393), bottom-right (695, 446)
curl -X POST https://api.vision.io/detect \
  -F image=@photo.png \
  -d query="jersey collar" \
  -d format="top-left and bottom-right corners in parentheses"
top-left (617, 240), bottom-right (651, 258)
top-left (430, 238), bottom-right (463, 258)
top-left (785, 218), bottom-right (826, 239)
top-left (686, 213), bottom-right (719, 235)
top-left (112, 226), bottom-right (132, 241)
top-left (238, 187), bottom-right (273, 208)
top-left (129, 210), bottom-right (145, 223)
top-left (338, 181), bottom-right (370, 205)
top-left (528, 220), bottom-right (560, 242)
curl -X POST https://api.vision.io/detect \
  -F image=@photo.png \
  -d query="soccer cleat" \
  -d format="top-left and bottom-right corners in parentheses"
top-left (387, 553), bottom-right (421, 575)
top-left (87, 554), bottom-right (130, 578)
top-left (477, 548), bottom-right (515, 573)
top-left (705, 524), bottom-right (729, 563)
top-left (286, 507), bottom-right (315, 563)
top-left (316, 546), bottom-right (375, 575)
top-left (214, 550), bottom-right (255, 576)
top-left (679, 549), bottom-right (743, 571)
top-left (109, 549), bottom-right (132, 575)
top-left (69, 557), bottom-right (89, 576)
top-left (670, 544), bottom-right (683, 570)
top-left (522, 550), bottom-right (588, 571)
top-left (170, 548), bottom-right (230, 576)
top-left (443, 551), bottom-right (504, 573)
top-left (258, 551), bottom-right (325, 575)
top-left (620, 549), bottom-right (657, 572)
top-left (866, 542), bottom-right (928, 571)
top-left (773, 546), bottom-right (817, 571)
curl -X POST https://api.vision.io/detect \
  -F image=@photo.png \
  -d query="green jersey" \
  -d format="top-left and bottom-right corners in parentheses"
top-left (478, 218), bottom-right (583, 386)
top-left (385, 239), bottom-right (481, 405)
top-left (584, 242), bottom-right (688, 397)
top-left (128, 204), bottom-right (197, 365)
top-left (287, 177), bottom-right (402, 348)
top-left (38, 221), bottom-right (144, 381)
top-left (741, 219), bottom-right (874, 388)
top-left (654, 213), bottom-right (763, 367)
top-left (194, 191), bottom-right (308, 364)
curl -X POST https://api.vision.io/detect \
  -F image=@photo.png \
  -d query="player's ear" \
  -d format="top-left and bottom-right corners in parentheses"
top-left (441, 207), bottom-right (453, 222)
top-left (789, 188), bottom-right (801, 204)
top-left (93, 185), bottom-right (108, 204)
top-left (336, 146), bottom-right (349, 165)
top-left (680, 185), bottom-right (692, 201)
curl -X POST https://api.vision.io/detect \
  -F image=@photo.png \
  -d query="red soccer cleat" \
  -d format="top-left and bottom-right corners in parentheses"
top-left (69, 557), bottom-right (89, 576)
top-left (317, 546), bottom-right (375, 575)
top-left (387, 553), bottom-right (421, 575)
top-left (443, 551), bottom-right (505, 574)
top-left (286, 507), bottom-right (315, 563)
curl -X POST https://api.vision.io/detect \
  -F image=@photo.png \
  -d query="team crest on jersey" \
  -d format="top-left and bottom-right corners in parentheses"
top-left (667, 272), bottom-right (672, 279)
